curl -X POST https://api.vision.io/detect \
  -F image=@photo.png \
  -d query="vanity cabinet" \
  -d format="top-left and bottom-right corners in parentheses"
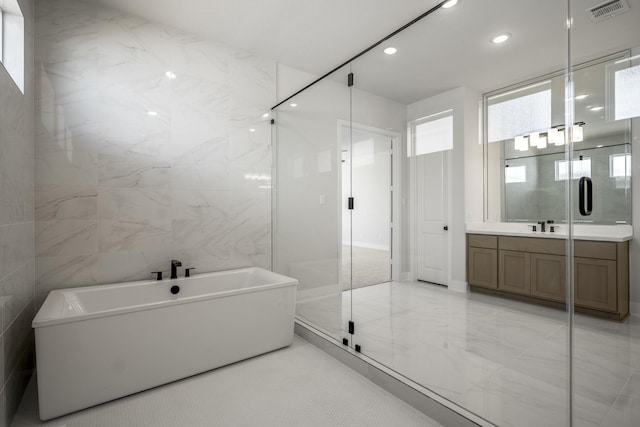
top-left (467, 235), bottom-right (498, 289)
top-left (466, 233), bottom-right (630, 321)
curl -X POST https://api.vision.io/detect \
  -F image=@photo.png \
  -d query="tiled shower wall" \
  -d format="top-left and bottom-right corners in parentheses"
top-left (34, 0), bottom-right (275, 300)
top-left (0, 0), bottom-right (36, 424)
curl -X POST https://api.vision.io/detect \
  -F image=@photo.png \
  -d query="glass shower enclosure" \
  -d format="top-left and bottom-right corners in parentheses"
top-left (272, 0), bottom-right (640, 425)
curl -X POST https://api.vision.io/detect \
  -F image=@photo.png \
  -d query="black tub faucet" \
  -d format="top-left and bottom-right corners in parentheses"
top-left (537, 221), bottom-right (546, 232)
top-left (171, 259), bottom-right (182, 279)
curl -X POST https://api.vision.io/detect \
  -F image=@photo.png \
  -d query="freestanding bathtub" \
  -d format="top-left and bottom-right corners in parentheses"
top-left (32, 267), bottom-right (298, 420)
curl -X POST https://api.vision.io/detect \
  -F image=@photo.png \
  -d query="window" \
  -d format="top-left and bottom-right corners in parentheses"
top-left (615, 64), bottom-right (640, 120)
top-left (610, 153), bottom-right (631, 178)
top-left (410, 110), bottom-right (454, 156)
top-left (555, 158), bottom-right (591, 181)
top-left (0, 0), bottom-right (24, 93)
top-left (486, 81), bottom-right (552, 143)
top-left (505, 165), bottom-right (527, 183)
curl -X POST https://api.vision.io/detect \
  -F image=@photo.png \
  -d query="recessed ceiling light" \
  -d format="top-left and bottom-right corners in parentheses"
top-left (597, 145), bottom-right (604, 148)
top-left (575, 94), bottom-right (588, 100)
top-left (249, 128), bottom-right (256, 133)
top-left (262, 113), bottom-right (269, 118)
top-left (165, 71), bottom-right (177, 79)
top-left (491, 33), bottom-right (511, 44)
top-left (147, 111), bottom-right (158, 116)
top-left (290, 103), bottom-right (297, 107)
top-left (589, 106), bottom-right (604, 111)
top-left (442, 0), bottom-right (458, 8)
top-left (384, 47), bottom-right (397, 55)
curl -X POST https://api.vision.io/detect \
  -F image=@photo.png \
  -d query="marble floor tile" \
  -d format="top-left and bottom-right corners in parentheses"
top-left (296, 281), bottom-right (640, 426)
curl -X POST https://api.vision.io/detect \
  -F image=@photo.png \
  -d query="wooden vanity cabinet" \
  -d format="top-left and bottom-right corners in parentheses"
top-left (467, 235), bottom-right (498, 289)
top-left (466, 233), bottom-right (630, 321)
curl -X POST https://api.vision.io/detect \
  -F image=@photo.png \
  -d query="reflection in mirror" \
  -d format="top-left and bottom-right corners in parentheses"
top-left (485, 53), bottom-right (632, 224)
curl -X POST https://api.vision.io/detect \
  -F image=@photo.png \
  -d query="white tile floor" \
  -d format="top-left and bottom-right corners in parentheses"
top-left (296, 281), bottom-right (640, 427)
top-left (12, 337), bottom-right (442, 427)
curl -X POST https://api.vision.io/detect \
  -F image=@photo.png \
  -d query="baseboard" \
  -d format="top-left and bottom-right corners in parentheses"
top-left (341, 241), bottom-right (390, 251)
top-left (294, 320), bottom-right (488, 427)
top-left (296, 284), bottom-right (341, 302)
top-left (448, 280), bottom-right (469, 293)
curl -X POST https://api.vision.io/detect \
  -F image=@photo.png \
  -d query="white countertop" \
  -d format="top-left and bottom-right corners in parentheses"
top-left (466, 222), bottom-right (633, 242)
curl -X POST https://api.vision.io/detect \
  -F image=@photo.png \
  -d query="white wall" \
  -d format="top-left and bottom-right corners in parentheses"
top-left (34, 0), bottom-right (275, 298)
top-left (0, 0), bottom-right (35, 422)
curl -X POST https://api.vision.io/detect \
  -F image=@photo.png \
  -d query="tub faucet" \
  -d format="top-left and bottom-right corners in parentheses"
top-left (537, 221), bottom-right (546, 232)
top-left (171, 259), bottom-right (182, 279)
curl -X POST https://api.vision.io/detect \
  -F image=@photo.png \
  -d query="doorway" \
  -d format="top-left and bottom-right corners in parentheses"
top-left (411, 111), bottom-right (453, 286)
top-left (340, 126), bottom-right (393, 290)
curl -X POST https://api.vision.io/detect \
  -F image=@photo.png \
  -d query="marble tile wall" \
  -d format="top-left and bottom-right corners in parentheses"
top-left (0, 0), bottom-right (36, 425)
top-left (34, 0), bottom-right (275, 299)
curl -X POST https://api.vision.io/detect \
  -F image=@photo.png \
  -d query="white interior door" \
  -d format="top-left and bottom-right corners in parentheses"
top-left (417, 151), bottom-right (448, 284)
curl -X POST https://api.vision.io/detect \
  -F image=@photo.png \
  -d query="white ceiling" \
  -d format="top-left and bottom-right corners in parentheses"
top-left (92, 0), bottom-right (640, 105)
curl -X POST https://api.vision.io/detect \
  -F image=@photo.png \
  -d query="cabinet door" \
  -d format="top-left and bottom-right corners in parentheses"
top-left (531, 254), bottom-right (566, 303)
top-left (468, 247), bottom-right (497, 289)
top-left (574, 257), bottom-right (617, 312)
top-left (499, 250), bottom-right (530, 295)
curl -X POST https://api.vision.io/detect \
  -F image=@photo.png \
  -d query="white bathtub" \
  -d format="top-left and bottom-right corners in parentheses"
top-left (33, 267), bottom-right (298, 420)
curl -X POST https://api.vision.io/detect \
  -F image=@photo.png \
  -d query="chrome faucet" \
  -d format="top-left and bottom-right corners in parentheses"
top-left (170, 259), bottom-right (182, 279)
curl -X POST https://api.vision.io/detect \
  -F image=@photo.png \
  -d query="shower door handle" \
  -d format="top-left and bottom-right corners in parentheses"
top-left (579, 176), bottom-right (592, 216)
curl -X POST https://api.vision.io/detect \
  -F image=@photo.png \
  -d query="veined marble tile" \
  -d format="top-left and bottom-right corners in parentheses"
top-left (35, 185), bottom-right (97, 220)
top-left (35, 254), bottom-right (98, 294)
top-left (0, 223), bottom-right (33, 280)
top-left (35, 114), bottom-right (101, 154)
top-left (98, 188), bottom-right (171, 222)
top-left (229, 51), bottom-right (276, 118)
top-left (35, 0), bottom-right (97, 40)
top-left (171, 219), bottom-right (231, 256)
top-left (35, 220), bottom-right (97, 257)
top-left (97, 248), bottom-right (172, 284)
top-left (1, 265), bottom-right (33, 334)
top-left (601, 393), bottom-right (640, 427)
top-left (98, 219), bottom-right (171, 253)
top-left (171, 190), bottom-right (228, 221)
top-left (170, 160), bottom-right (229, 191)
top-left (99, 152), bottom-right (170, 188)
top-left (171, 35), bottom-right (230, 84)
top-left (35, 150), bottom-right (98, 186)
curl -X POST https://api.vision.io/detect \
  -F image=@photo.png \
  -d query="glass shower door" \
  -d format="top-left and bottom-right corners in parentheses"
top-left (272, 65), bottom-right (353, 344)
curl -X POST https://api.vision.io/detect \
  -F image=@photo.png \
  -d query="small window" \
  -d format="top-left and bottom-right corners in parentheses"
top-left (505, 165), bottom-right (527, 183)
top-left (610, 153), bottom-right (631, 178)
top-left (0, 0), bottom-right (24, 93)
top-left (410, 110), bottom-right (454, 156)
top-left (555, 158), bottom-right (591, 181)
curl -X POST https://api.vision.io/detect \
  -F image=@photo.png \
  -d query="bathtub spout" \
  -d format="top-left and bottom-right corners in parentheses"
top-left (171, 259), bottom-right (182, 279)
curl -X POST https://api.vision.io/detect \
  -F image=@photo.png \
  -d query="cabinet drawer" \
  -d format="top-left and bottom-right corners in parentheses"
top-left (499, 236), bottom-right (566, 256)
top-left (574, 241), bottom-right (616, 260)
top-left (468, 234), bottom-right (497, 249)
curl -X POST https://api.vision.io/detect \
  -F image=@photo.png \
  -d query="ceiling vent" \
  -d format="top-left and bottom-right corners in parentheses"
top-left (586, 0), bottom-right (630, 22)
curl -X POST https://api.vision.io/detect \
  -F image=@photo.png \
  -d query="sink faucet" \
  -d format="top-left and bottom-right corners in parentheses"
top-left (171, 259), bottom-right (182, 279)
top-left (537, 221), bottom-right (546, 232)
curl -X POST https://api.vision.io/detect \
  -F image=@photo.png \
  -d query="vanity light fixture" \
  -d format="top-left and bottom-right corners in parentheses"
top-left (442, 0), bottom-right (458, 8)
top-left (589, 106), bottom-right (604, 111)
top-left (514, 135), bottom-right (528, 151)
top-left (529, 132), bottom-right (541, 148)
top-left (575, 94), bottom-right (589, 100)
top-left (384, 47), bottom-right (398, 55)
top-left (548, 128), bottom-right (561, 145)
top-left (165, 71), bottom-right (177, 79)
top-left (491, 33), bottom-right (511, 44)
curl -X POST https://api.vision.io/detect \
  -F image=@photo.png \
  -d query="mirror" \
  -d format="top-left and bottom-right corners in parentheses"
top-left (485, 52), bottom-right (632, 224)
